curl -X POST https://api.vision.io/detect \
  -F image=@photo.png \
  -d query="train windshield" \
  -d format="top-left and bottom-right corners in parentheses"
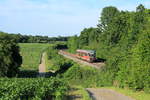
top-left (89, 53), bottom-right (95, 57)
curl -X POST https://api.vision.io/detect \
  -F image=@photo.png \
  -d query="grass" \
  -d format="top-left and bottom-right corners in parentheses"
top-left (19, 43), bottom-right (50, 71)
top-left (45, 52), bottom-right (54, 72)
top-left (100, 87), bottom-right (150, 100)
top-left (66, 85), bottom-right (91, 100)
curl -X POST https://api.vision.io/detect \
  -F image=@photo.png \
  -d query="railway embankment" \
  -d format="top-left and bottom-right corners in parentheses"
top-left (58, 50), bottom-right (105, 69)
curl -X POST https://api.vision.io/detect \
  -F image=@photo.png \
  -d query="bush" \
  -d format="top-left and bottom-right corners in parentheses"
top-left (46, 45), bottom-right (73, 73)
top-left (64, 64), bottom-right (113, 87)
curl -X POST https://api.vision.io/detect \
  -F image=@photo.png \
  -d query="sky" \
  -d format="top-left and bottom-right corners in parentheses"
top-left (0, 0), bottom-right (150, 37)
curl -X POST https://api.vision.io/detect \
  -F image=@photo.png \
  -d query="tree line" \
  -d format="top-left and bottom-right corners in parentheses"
top-left (1, 31), bottom-right (68, 43)
top-left (67, 4), bottom-right (150, 92)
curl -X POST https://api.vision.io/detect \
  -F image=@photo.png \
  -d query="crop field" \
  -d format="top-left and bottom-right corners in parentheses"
top-left (19, 43), bottom-right (50, 71)
top-left (0, 78), bottom-right (68, 100)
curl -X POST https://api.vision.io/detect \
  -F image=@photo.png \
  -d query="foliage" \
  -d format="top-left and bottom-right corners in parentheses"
top-left (54, 42), bottom-right (68, 49)
top-left (64, 64), bottom-right (113, 88)
top-left (0, 77), bottom-right (68, 100)
top-left (100, 6), bottom-right (119, 30)
top-left (67, 35), bottom-right (79, 53)
top-left (46, 44), bottom-right (73, 72)
top-left (0, 32), bottom-right (22, 77)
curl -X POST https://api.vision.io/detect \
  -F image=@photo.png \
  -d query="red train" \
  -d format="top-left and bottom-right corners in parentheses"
top-left (76, 49), bottom-right (96, 62)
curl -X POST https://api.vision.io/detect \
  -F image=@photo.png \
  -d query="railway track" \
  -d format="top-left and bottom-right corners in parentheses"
top-left (58, 50), bottom-right (105, 69)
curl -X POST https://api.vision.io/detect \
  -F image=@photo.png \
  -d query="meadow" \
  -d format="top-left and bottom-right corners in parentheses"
top-left (19, 43), bottom-right (50, 71)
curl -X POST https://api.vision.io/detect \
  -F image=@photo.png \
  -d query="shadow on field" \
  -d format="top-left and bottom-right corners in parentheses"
top-left (38, 72), bottom-right (55, 78)
top-left (54, 62), bottom-right (73, 76)
top-left (18, 70), bottom-right (54, 78)
top-left (18, 70), bottom-right (38, 78)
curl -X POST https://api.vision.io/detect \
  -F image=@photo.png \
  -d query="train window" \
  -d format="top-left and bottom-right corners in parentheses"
top-left (89, 53), bottom-right (94, 57)
top-left (77, 51), bottom-right (90, 56)
top-left (82, 52), bottom-right (87, 56)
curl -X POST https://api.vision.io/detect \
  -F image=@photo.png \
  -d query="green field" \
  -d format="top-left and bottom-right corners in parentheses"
top-left (19, 43), bottom-right (50, 71)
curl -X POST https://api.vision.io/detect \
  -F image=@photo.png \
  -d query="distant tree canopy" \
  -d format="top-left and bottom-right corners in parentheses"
top-left (67, 4), bottom-right (150, 93)
top-left (0, 32), bottom-right (22, 77)
top-left (8, 33), bottom-right (69, 43)
top-left (100, 6), bottom-right (119, 30)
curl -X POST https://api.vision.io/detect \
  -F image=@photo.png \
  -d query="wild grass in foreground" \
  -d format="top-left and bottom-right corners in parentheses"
top-left (65, 85), bottom-right (91, 100)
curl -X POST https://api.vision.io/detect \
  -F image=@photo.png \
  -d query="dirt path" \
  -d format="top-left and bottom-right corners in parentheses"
top-left (38, 52), bottom-right (46, 77)
top-left (59, 50), bottom-right (105, 69)
top-left (86, 88), bottom-right (134, 100)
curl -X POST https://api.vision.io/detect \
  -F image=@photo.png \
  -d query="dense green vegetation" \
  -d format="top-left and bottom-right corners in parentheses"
top-left (64, 65), bottom-right (108, 87)
top-left (68, 4), bottom-right (150, 93)
top-left (0, 78), bottom-right (68, 100)
top-left (46, 44), bottom-right (72, 72)
top-left (0, 32), bottom-right (22, 77)
top-left (20, 43), bottom-right (50, 71)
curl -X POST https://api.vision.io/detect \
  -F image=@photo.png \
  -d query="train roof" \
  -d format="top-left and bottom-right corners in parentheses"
top-left (76, 49), bottom-right (95, 54)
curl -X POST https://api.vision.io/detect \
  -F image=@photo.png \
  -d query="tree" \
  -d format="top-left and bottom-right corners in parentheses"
top-left (0, 32), bottom-right (22, 77)
top-left (136, 4), bottom-right (145, 12)
top-left (99, 6), bottom-right (119, 30)
top-left (78, 28), bottom-right (90, 47)
top-left (131, 4), bottom-right (146, 41)
top-left (97, 6), bottom-right (120, 46)
top-left (67, 35), bottom-right (79, 53)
